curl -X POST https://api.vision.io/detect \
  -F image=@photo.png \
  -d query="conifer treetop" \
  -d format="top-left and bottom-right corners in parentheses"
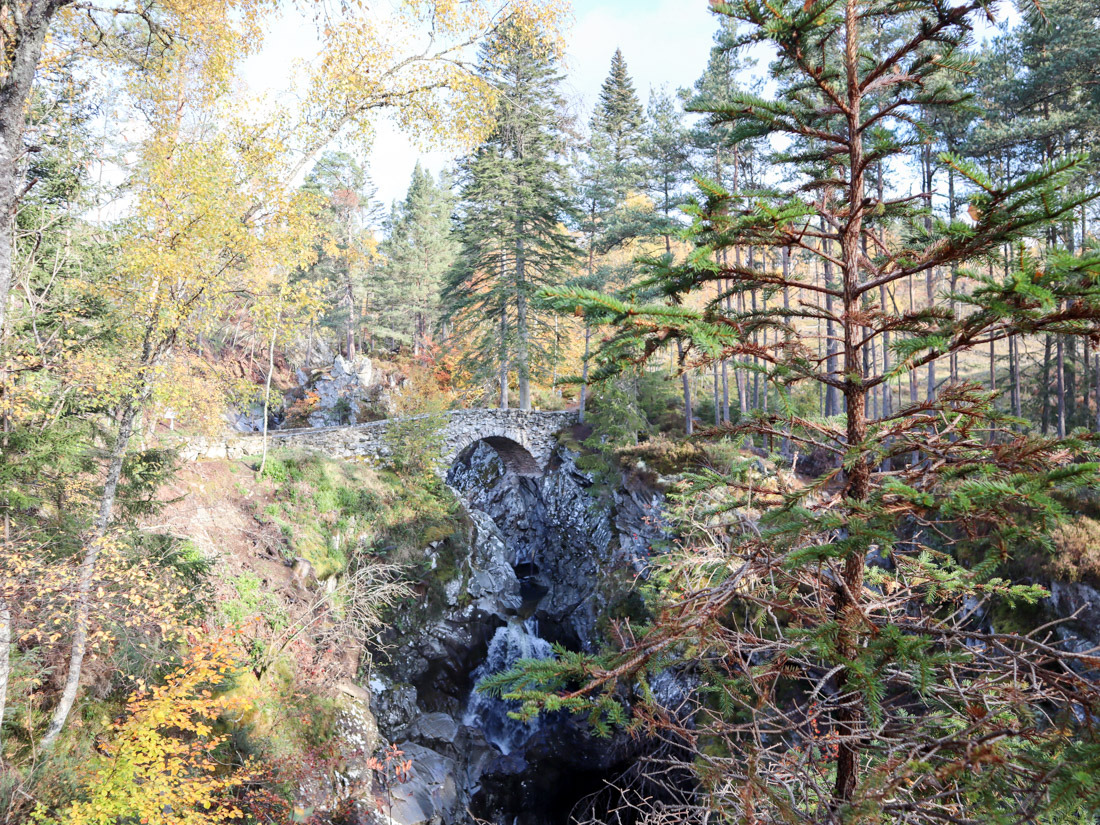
top-left (591, 47), bottom-right (645, 164)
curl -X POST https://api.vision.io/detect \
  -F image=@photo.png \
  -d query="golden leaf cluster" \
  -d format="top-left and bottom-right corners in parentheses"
top-left (37, 636), bottom-right (252, 825)
top-left (1, 537), bottom-right (193, 656)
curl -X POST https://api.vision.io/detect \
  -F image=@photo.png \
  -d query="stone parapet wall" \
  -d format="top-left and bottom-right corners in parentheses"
top-left (176, 409), bottom-right (579, 473)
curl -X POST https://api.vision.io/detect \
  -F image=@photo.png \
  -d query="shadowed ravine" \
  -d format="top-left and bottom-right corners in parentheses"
top-left (365, 438), bottom-right (670, 825)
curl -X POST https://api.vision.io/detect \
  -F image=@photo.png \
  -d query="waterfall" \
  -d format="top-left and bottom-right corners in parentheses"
top-left (464, 617), bottom-right (553, 755)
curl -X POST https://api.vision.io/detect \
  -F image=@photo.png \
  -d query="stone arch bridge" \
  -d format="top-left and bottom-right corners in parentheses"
top-left (178, 409), bottom-right (579, 476)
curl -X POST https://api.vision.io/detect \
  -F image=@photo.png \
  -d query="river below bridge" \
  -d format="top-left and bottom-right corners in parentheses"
top-left (359, 435), bottom-right (676, 825)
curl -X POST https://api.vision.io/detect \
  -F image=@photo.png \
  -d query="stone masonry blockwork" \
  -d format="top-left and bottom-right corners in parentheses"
top-left (177, 409), bottom-right (579, 475)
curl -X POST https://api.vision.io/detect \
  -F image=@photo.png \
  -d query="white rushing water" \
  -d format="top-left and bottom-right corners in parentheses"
top-left (464, 617), bottom-right (554, 755)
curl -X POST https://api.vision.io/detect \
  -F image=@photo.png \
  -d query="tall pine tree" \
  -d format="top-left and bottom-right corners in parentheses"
top-left (445, 24), bottom-right (577, 410)
top-left (639, 86), bottom-right (694, 432)
top-left (375, 163), bottom-right (457, 356)
top-left (300, 152), bottom-right (381, 360)
top-left (575, 49), bottom-right (650, 421)
top-left (509, 1), bottom-right (1100, 821)
top-left (591, 48), bottom-right (645, 203)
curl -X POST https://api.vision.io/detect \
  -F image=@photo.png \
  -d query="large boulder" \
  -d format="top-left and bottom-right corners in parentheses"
top-left (1050, 580), bottom-right (1100, 645)
top-left (454, 508), bottom-right (523, 619)
top-left (298, 355), bottom-right (403, 427)
top-left (385, 743), bottom-right (461, 825)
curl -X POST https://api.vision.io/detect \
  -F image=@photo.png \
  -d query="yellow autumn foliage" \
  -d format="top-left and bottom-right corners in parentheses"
top-left (0, 535), bottom-right (193, 662)
top-left (150, 353), bottom-right (255, 436)
top-left (37, 637), bottom-right (252, 825)
top-left (300, 0), bottom-right (573, 153)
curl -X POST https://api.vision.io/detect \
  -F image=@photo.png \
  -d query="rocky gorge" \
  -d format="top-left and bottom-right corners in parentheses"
top-left (353, 437), bottom-right (668, 825)
top-left (155, 395), bottom-right (1100, 825)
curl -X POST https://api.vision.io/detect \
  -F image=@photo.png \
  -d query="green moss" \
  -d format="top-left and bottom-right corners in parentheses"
top-left (420, 522), bottom-right (458, 547)
top-left (431, 541), bottom-right (460, 583)
top-left (616, 438), bottom-right (712, 477)
top-left (250, 449), bottom-right (462, 581)
top-left (136, 533), bottom-right (212, 583)
top-left (556, 428), bottom-right (584, 453)
top-left (609, 590), bottom-right (649, 624)
top-left (1006, 512), bottom-right (1100, 590)
top-left (990, 597), bottom-right (1048, 637)
top-left (258, 456), bottom-right (292, 483)
top-left (314, 486), bottom-right (339, 513)
top-left (221, 573), bottom-right (287, 630)
top-left (171, 539), bottom-right (207, 573)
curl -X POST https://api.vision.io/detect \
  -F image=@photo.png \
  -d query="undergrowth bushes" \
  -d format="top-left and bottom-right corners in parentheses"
top-left (255, 449), bottom-right (459, 575)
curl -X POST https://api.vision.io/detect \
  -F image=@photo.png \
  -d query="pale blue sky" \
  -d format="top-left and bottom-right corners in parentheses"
top-left (366, 0), bottom-right (728, 206)
top-left (242, 0), bottom-right (1015, 209)
top-left (565, 0), bottom-right (719, 112)
top-left (243, 1), bottom-right (726, 207)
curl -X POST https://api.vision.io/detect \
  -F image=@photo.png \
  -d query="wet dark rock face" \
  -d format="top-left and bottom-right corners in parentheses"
top-left (367, 440), bottom-right (668, 825)
top-left (447, 442), bottom-right (623, 649)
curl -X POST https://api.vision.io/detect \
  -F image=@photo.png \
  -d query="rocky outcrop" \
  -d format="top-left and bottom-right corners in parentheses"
top-left (294, 693), bottom-right (380, 819)
top-left (447, 442), bottom-right (655, 649)
top-left (1050, 581), bottom-right (1100, 645)
top-left (298, 355), bottom-right (401, 428)
top-left (361, 441), bottom-right (669, 825)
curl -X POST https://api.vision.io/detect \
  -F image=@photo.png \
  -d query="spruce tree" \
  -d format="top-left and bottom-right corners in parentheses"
top-left (445, 24), bottom-right (578, 410)
top-left (501, 1), bottom-right (1100, 821)
top-left (639, 87), bottom-right (694, 432)
top-left (591, 48), bottom-right (645, 202)
top-left (688, 18), bottom-right (752, 188)
top-left (641, 88), bottom-right (690, 248)
top-left (375, 163), bottom-right (457, 356)
top-left (575, 51), bottom-right (651, 422)
top-left (579, 48), bottom-right (649, 269)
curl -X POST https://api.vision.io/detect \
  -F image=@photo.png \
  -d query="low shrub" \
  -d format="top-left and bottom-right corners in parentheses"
top-left (616, 438), bottom-right (712, 477)
top-left (1048, 515), bottom-right (1100, 585)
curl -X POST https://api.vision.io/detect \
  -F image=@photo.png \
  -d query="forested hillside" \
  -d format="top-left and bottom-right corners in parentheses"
top-left (2, 0), bottom-right (1100, 823)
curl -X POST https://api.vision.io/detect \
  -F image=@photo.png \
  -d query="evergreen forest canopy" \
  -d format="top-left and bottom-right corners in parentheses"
top-left (2, 0), bottom-right (1100, 821)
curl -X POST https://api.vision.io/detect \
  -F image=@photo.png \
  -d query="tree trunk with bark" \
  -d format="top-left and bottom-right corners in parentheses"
top-left (1094, 351), bottom-right (1100, 432)
top-left (1057, 325), bottom-right (1066, 437)
top-left (515, 228), bottom-right (530, 411)
top-left (823, 233), bottom-right (839, 418)
top-left (1010, 334), bottom-right (1022, 421)
top-left (579, 321), bottom-right (590, 424)
top-left (833, 2), bottom-right (869, 801)
top-left (259, 310), bottom-right (281, 476)
top-left (344, 260), bottom-right (356, 360)
top-left (1041, 335), bottom-right (1053, 434)
top-left (0, 0), bottom-right (75, 342)
top-left (42, 394), bottom-right (141, 749)
top-left (922, 147), bottom-right (936, 402)
top-left (499, 304), bottom-right (509, 410)
top-left (0, 599), bottom-right (9, 753)
top-left (678, 338), bottom-right (692, 436)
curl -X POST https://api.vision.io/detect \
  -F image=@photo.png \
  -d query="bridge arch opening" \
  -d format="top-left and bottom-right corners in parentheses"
top-left (450, 435), bottom-right (542, 477)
